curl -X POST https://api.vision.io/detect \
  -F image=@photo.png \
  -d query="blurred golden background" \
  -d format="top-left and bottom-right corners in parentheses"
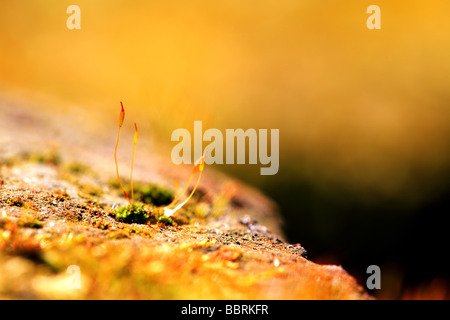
top-left (1, 0), bottom-right (450, 299)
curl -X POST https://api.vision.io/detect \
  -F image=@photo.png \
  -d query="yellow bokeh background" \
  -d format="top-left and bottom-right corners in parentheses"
top-left (1, 1), bottom-right (450, 197)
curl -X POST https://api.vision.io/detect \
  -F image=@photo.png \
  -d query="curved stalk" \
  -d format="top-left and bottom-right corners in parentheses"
top-left (164, 152), bottom-right (206, 216)
top-left (115, 102), bottom-right (131, 204)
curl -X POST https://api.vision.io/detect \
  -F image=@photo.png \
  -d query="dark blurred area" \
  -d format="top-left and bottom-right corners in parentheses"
top-left (1, 1), bottom-right (450, 299)
top-left (224, 154), bottom-right (450, 299)
top-left (262, 167), bottom-right (450, 299)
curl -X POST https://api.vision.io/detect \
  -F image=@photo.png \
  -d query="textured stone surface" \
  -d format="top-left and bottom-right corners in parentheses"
top-left (0, 98), bottom-right (370, 299)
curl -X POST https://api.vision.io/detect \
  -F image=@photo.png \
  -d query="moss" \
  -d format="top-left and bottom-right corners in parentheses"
top-left (109, 179), bottom-right (174, 207)
top-left (18, 215), bottom-right (43, 229)
top-left (30, 150), bottom-right (62, 166)
top-left (65, 162), bottom-right (89, 174)
top-left (115, 203), bottom-right (149, 224)
top-left (135, 184), bottom-right (174, 206)
top-left (156, 215), bottom-right (174, 226)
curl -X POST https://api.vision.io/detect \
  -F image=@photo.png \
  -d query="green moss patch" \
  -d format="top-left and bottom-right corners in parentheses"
top-left (156, 215), bottom-right (174, 226)
top-left (114, 203), bottom-right (149, 224)
top-left (109, 180), bottom-right (174, 206)
top-left (18, 215), bottom-right (43, 229)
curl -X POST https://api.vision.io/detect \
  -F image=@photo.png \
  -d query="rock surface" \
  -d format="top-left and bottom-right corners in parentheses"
top-left (0, 96), bottom-right (370, 299)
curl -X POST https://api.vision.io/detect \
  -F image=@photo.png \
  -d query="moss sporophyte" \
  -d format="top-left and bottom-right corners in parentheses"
top-left (114, 102), bottom-right (206, 223)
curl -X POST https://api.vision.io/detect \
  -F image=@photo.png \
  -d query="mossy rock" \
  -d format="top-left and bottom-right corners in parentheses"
top-left (115, 204), bottom-right (149, 224)
top-left (156, 215), bottom-right (174, 226)
top-left (18, 215), bottom-right (44, 229)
